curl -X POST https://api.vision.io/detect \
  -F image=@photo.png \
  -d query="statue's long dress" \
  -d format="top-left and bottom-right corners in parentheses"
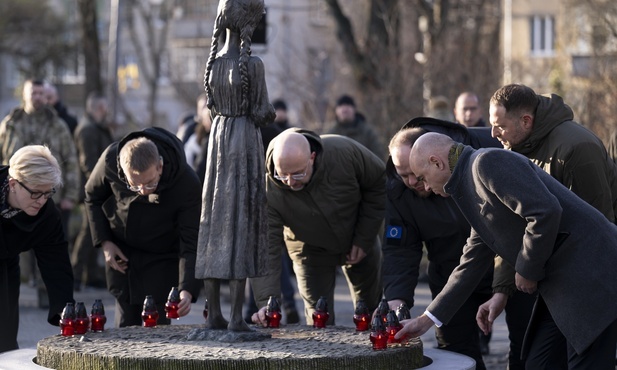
top-left (195, 55), bottom-right (271, 280)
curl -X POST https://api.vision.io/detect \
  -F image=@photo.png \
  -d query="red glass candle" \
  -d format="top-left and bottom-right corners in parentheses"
top-left (312, 296), bottom-right (329, 328)
top-left (265, 296), bottom-right (282, 328)
top-left (396, 303), bottom-right (411, 321)
top-left (90, 299), bottom-right (107, 332)
top-left (353, 299), bottom-right (370, 331)
top-left (202, 299), bottom-right (208, 321)
top-left (60, 302), bottom-right (75, 337)
top-left (370, 314), bottom-right (388, 350)
top-left (141, 295), bottom-right (159, 328)
top-left (386, 310), bottom-right (402, 344)
top-left (165, 287), bottom-right (180, 319)
top-left (370, 330), bottom-right (388, 350)
top-left (74, 302), bottom-right (90, 335)
top-left (376, 299), bottom-right (389, 325)
top-left (90, 314), bottom-right (106, 332)
top-left (354, 313), bottom-right (370, 331)
top-left (312, 310), bottom-right (329, 328)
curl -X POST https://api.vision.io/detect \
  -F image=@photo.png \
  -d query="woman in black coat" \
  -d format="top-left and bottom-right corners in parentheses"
top-left (0, 145), bottom-right (74, 353)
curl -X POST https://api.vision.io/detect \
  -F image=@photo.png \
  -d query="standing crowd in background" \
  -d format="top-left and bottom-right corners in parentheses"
top-left (2, 73), bottom-right (617, 370)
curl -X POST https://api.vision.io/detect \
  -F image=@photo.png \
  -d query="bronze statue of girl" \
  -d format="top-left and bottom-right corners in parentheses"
top-left (195, 0), bottom-right (275, 331)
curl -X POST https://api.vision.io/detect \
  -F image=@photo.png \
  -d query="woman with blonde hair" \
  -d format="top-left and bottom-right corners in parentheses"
top-left (0, 145), bottom-right (73, 353)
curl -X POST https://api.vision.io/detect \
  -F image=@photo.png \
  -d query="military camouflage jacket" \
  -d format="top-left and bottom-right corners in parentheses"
top-left (0, 107), bottom-right (80, 203)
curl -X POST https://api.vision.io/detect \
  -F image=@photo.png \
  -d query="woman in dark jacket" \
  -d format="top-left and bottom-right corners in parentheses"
top-left (0, 145), bottom-right (74, 353)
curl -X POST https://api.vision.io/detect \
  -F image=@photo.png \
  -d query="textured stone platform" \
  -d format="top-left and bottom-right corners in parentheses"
top-left (36, 324), bottom-right (423, 370)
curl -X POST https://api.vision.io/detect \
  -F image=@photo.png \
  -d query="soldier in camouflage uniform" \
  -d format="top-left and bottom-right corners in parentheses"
top-left (0, 80), bottom-right (80, 281)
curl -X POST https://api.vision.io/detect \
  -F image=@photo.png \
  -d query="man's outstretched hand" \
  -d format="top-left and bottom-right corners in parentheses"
top-left (394, 314), bottom-right (433, 341)
top-left (251, 306), bottom-right (268, 327)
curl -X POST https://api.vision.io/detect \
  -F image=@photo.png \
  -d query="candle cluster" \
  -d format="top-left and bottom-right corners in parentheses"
top-left (59, 299), bottom-right (107, 336)
top-left (361, 299), bottom-right (411, 350)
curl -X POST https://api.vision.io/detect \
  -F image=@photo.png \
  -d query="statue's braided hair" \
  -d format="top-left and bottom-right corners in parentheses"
top-left (204, 0), bottom-right (265, 114)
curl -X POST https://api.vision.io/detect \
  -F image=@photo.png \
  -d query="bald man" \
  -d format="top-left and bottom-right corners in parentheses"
top-left (453, 92), bottom-right (486, 128)
top-left (399, 132), bottom-right (617, 369)
top-left (250, 128), bottom-right (385, 326)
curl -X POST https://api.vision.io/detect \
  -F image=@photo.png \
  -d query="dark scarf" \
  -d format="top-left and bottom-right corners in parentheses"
top-left (1, 178), bottom-right (22, 218)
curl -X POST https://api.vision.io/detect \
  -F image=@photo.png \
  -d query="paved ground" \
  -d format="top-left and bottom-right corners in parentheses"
top-left (16, 276), bottom-right (510, 369)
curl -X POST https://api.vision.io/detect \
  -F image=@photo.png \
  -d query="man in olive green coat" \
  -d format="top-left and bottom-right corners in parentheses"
top-left (251, 128), bottom-right (385, 325)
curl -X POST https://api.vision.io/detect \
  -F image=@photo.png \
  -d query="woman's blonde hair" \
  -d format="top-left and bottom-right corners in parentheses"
top-left (8, 145), bottom-right (62, 187)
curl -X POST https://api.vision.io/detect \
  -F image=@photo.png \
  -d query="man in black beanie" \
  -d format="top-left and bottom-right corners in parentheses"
top-left (325, 94), bottom-right (386, 161)
top-left (271, 99), bottom-right (292, 131)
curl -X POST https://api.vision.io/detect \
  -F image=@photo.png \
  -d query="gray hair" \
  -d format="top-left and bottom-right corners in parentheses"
top-left (8, 145), bottom-right (62, 187)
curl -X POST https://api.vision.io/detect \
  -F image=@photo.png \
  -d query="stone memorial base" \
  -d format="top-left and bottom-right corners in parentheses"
top-left (36, 324), bottom-right (424, 370)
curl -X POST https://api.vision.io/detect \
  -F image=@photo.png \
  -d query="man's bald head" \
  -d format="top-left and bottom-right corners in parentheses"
top-left (273, 131), bottom-right (310, 165)
top-left (272, 131), bottom-right (314, 191)
top-left (411, 133), bottom-right (454, 164)
top-left (409, 132), bottom-right (455, 197)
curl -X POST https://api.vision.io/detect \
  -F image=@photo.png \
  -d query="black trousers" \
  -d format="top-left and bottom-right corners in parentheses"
top-left (107, 264), bottom-right (171, 328)
top-left (525, 296), bottom-right (617, 370)
top-left (0, 256), bottom-right (21, 353)
top-left (505, 290), bottom-right (537, 370)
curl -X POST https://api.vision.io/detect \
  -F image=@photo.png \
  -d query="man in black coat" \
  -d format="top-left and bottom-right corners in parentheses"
top-left (384, 117), bottom-right (534, 369)
top-left (85, 127), bottom-right (202, 327)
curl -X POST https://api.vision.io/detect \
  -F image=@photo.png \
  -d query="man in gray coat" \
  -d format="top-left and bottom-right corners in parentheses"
top-left (400, 132), bottom-right (617, 369)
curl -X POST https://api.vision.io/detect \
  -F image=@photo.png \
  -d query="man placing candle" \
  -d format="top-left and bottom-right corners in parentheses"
top-left (250, 128), bottom-right (385, 326)
top-left (84, 127), bottom-right (202, 327)
top-left (398, 132), bottom-right (617, 369)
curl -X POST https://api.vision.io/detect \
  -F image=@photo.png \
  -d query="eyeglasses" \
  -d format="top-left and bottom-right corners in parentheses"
top-left (126, 157), bottom-right (163, 192)
top-left (274, 159), bottom-right (311, 183)
top-left (127, 181), bottom-right (159, 193)
top-left (16, 180), bottom-right (56, 200)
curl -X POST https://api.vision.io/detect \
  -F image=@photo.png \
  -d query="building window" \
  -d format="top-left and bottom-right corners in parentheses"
top-left (530, 15), bottom-right (555, 57)
top-left (171, 48), bottom-right (208, 82)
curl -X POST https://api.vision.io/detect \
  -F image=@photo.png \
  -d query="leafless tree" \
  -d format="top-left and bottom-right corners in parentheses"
top-left (0, 0), bottom-right (74, 79)
top-left (125, 0), bottom-right (174, 127)
top-left (322, 0), bottom-right (501, 142)
top-left (77, 0), bottom-right (104, 101)
top-left (558, 0), bottom-right (617, 143)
